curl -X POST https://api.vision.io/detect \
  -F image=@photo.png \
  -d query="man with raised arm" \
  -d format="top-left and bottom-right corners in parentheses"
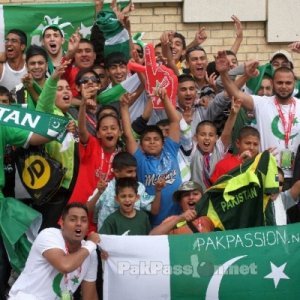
top-left (216, 50), bottom-right (300, 188)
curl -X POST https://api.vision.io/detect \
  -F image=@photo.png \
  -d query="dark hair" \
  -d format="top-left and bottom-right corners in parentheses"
top-left (75, 68), bottom-right (100, 86)
top-left (140, 125), bottom-right (164, 144)
top-left (25, 44), bottom-right (48, 63)
top-left (178, 73), bottom-right (195, 84)
top-left (97, 105), bottom-right (120, 120)
top-left (185, 46), bottom-right (206, 61)
top-left (104, 52), bottom-right (128, 69)
top-left (0, 86), bottom-right (13, 103)
top-left (196, 120), bottom-right (217, 134)
top-left (273, 67), bottom-right (296, 80)
top-left (155, 42), bottom-right (162, 48)
top-left (7, 29), bottom-right (27, 46)
top-left (237, 126), bottom-right (260, 140)
top-left (96, 113), bottom-right (121, 131)
top-left (79, 38), bottom-right (95, 51)
top-left (173, 32), bottom-right (186, 50)
top-left (277, 166), bottom-right (284, 178)
top-left (61, 202), bottom-right (88, 220)
top-left (156, 119), bottom-right (170, 127)
top-left (115, 177), bottom-right (138, 195)
top-left (112, 151), bottom-right (137, 170)
top-left (225, 50), bottom-right (237, 58)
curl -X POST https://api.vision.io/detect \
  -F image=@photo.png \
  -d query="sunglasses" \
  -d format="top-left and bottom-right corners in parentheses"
top-left (79, 76), bottom-right (100, 85)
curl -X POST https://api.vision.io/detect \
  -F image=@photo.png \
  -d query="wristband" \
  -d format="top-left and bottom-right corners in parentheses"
top-left (82, 240), bottom-right (97, 254)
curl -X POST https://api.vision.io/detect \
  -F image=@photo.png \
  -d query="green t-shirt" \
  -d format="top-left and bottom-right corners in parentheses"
top-left (196, 151), bottom-right (279, 230)
top-left (100, 209), bottom-right (151, 235)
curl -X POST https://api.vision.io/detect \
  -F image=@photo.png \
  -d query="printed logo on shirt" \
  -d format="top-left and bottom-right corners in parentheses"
top-left (145, 170), bottom-right (177, 186)
top-left (271, 116), bottom-right (299, 140)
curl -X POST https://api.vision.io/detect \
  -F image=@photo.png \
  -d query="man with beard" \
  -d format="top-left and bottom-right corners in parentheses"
top-left (42, 25), bottom-right (65, 75)
top-left (0, 29), bottom-right (27, 92)
top-left (216, 50), bottom-right (300, 187)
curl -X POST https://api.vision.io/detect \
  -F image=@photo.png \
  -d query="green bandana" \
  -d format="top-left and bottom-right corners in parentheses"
top-left (0, 104), bottom-right (69, 143)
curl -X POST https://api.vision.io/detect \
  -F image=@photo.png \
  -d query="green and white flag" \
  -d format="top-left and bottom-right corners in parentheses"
top-left (0, 3), bottom-right (95, 51)
top-left (97, 73), bottom-right (141, 105)
top-left (95, 1), bottom-right (130, 59)
top-left (0, 104), bottom-right (69, 142)
top-left (100, 224), bottom-right (300, 299)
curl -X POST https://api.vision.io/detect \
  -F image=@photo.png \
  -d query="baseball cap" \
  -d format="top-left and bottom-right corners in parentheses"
top-left (42, 24), bottom-right (64, 37)
top-left (270, 50), bottom-right (293, 68)
top-left (173, 181), bottom-right (203, 202)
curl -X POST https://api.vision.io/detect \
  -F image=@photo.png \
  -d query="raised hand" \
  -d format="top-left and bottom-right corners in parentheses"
top-left (288, 41), bottom-right (300, 54)
top-left (244, 60), bottom-right (260, 78)
top-left (194, 27), bottom-right (207, 45)
top-left (181, 209), bottom-right (197, 222)
top-left (155, 177), bottom-right (166, 192)
top-left (231, 96), bottom-right (242, 114)
top-left (22, 73), bottom-right (34, 89)
top-left (144, 44), bottom-right (178, 109)
top-left (51, 59), bottom-right (71, 80)
top-left (231, 15), bottom-right (243, 39)
top-left (67, 29), bottom-right (81, 58)
top-left (215, 50), bottom-right (231, 74)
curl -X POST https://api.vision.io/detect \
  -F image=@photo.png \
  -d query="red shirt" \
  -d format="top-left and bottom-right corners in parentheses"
top-left (210, 153), bottom-right (242, 184)
top-left (68, 135), bottom-right (117, 232)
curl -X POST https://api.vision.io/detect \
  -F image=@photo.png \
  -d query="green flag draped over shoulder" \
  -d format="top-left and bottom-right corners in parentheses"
top-left (95, 1), bottom-right (130, 60)
top-left (0, 3), bottom-right (94, 51)
top-left (246, 63), bottom-right (274, 95)
top-left (100, 224), bottom-right (300, 299)
top-left (196, 151), bottom-right (279, 230)
top-left (0, 197), bottom-right (41, 273)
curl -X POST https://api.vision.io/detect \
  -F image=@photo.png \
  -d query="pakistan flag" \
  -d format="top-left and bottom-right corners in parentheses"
top-left (0, 3), bottom-right (95, 49)
top-left (101, 224), bottom-right (300, 299)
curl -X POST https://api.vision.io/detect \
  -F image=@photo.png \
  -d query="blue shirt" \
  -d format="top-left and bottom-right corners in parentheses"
top-left (134, 137), bottom-right (182, 226)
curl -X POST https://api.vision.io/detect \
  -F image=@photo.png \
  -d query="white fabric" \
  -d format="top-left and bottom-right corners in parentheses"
top-left (0, 62), bottom-right (27, 91)
top-left (252, 95), bottom-right (300, 177)
top-left (273, 194), bottom-right (287, 225)
top-left (100, 234), bottom-right (170, 300)
top-left (9, 228), bottom-right (97, 300)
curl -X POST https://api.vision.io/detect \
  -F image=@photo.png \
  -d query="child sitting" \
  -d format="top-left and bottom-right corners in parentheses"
top-left (86, 151), bottom-right (165, 231)
top-left (190, 97), bottom-right (241, 191)
top-left (150, 181), bottom-right (214, 235)
top-left (210, 126), bottom-right (260, 183)
top-left (100, 178), bottom-right (151, 235)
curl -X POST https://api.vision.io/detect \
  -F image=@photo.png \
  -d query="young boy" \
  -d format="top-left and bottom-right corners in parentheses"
top-left (100, 178), bottom-right (151, 235)
top-left (210, 126), bottom-right (260, 183)
top-left (87, 151), bottom-right (165, 231)
top-left (190, 97), bottom-right (241, 191)
top-left (150, 181), bottom-right (214, 235)
top-left (120, 88), bottom-right (182, 227)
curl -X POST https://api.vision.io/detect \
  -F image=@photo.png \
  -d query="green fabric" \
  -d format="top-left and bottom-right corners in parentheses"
top-left (45, 107), bottom-right (75, 189)
top-left (0, 197), bottom-right (41, 273)
top-left (196, 151), bottom-right (278, 230)
top-left (0, 104), bottom-right (69, 143)
top-left (246, 63), bottom-right (274, 95)
top-left (169, 223), bottom-right (300, 299)
top-left (100, 209), bottom-right (151, 235)
top-left (96, 83), bottom-right (126, 105)
top-left (35, 77), bottom-right (58, 113)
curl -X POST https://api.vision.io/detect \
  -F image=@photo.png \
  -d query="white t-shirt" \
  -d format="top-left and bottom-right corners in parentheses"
top-left (9, 228), bottom-right (97, 300)
top-left (252, 95), bottom-right (300, 177)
